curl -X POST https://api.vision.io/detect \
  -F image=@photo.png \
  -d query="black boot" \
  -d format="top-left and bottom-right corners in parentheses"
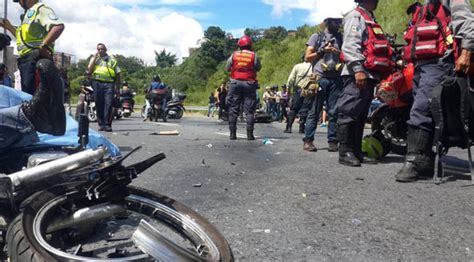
top-left (284, 115), bottom-right (294, 133)
top-left (395, 127), bottom-right (433, 182)
top-left (247, 129), bottom-right (255, 140)
top-left (337, 123), bottom-right (361, 167)
top-left (230, 128), bottom-right (237, 140)
top-left (22, 59), bottom-right (66, 136)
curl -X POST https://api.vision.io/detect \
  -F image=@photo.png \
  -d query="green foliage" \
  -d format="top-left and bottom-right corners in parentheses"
top-left (69, 1), bottom-right (474, 104)
top-left (263, 26), bottom-right (288, 42)
top-left (204, 26), bottom-right (226, 40)
top-left (154, 49), bottom-right (177, 69)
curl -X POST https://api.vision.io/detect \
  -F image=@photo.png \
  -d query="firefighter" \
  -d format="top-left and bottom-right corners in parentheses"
top-left (396, 0), bottom-right (474, 182)
top-left (225, 36), bottom-right (262, 140)
top-left (337, 0), bottom-right (394, 166)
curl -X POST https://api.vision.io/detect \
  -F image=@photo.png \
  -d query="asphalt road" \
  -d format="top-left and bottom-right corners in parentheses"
top-left (95, 113), bottom-right (474, 261)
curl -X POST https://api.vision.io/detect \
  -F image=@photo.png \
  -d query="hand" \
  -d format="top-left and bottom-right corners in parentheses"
top-left (322, 46), bottom-right (339, 53)
top-left (38, 45), bottom-right (52, 59)
top-left (455, 49), bottom-right (472, 75)
top-left (0, 18), bottom-right (12, 29)
top-left (355, 72), bottom-right (367, 89)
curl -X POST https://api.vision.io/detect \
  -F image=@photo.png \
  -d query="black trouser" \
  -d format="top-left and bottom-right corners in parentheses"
top-left (93, 80), bottom-right (115, 128)
top-left (336, 76), bottom-right (377, 153)
top-left (287, 89), bottom-right (311, 126)
top-left (17, 54), bottom-right (39, 95)
top-left (226, 79), bottom-right (257, 130)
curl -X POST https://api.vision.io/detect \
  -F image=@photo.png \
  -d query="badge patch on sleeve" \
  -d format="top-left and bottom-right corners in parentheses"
top-left (49, 13), bottom-right (59, 20)
top-left (27, 10), bottom-right (35, 18)
top-left (351, 26), bottom-right (360, 32)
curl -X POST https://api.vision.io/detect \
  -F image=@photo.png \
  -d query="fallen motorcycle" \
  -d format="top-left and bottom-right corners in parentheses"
top-left (0, 62), bottom-right (233, 261)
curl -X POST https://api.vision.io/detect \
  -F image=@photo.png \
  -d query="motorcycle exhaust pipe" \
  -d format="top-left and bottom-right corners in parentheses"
top-left (46, 203), bottom-right (125, 233)
top-left (9, 147), bottom-right (107, 188)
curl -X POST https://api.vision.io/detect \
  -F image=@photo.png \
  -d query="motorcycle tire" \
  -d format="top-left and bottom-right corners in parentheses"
top-left (7, 186), bottom-right (233, 261)
top-left (86, 107), bottom-right (97, 122)
top-left (174, 108), bottom-right (184, 119)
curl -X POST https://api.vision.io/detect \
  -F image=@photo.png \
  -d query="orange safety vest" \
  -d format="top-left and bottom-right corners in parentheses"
top-left (403, 3), bottom-right (452, 62)
top-left (356, 7), bottom-right (395, 74)
top-left (230, 50), bottom-right (257, 81)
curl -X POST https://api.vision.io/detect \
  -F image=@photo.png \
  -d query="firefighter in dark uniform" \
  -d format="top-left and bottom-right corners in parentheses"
top-left (337, 0), bottom-right (394, 166)
top-left (225, 35), bottom-right (262, 140)
top-left (396, 0), bottom-right (474, 182)
top-left (0, 0), bottom-right (65, 95)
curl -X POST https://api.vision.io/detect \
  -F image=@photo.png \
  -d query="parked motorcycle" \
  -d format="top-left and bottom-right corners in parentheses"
top-left (76, 79), bottom-right (97, 123)
top-left (0, 61), bottom-right (233, 260)
top-left (166, 92), bottom-right (186, 119)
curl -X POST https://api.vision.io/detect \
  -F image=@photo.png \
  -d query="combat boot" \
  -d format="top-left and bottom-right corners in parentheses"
top-left (337, 123), bottom-right (361, 167)
top-left (303, 141), bottom-right (317, 152)
top-left (284, 116), bottom-right (293, 133)
top-left (229, 128), bottom-right (237, 140)
top-left (22, 59), bottom-right (65, 136)
top-left (328, 142), bottom-right (338, 152)
top-left (395, 127), bottom-right (433, 182)
top-left (247, 129), bottom-right (255, 140)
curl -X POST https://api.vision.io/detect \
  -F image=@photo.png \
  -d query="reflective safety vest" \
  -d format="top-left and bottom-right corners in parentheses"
top-left (356, 7), bottom-right (395, 74)
top-left (230, 50), bottom-right (257, 81)
top-left (93, 57), bottom-right (118, 83)
top-left (16, 3), bottom-right (54, 57)
top-left (403, 3), bottom-right (453, 62)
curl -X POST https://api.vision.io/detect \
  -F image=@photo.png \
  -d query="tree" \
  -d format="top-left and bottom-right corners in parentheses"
top-left (263, 26), bottom-right (288, 42)
top-left (114, 55), bottom-right (145, 75)
top-left (204, 26), bottom-right (226, 40)
top-left (154, 49), bottom-right (177, 69)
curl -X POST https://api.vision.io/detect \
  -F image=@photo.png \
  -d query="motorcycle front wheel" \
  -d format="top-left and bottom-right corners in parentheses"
top-left (7, 186), bottom-right (233, 261)
top-left (87, 104), bottom-right (97, 122)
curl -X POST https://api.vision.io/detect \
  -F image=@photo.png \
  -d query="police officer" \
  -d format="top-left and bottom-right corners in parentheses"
top-left (225, 35), bottom-right (261, 140)
top-left (285, 55), bottom-right (313, 134)
top-left (303, 16), bottom-right (344, 152)
top-left (88, 43), bottom-right (121, 132)
top-left (396, 0), bottom-right (474, 182)
top-left (0, 0), bottom-right (64, 95)
top-left (337, 0), bottom-right (394, 166)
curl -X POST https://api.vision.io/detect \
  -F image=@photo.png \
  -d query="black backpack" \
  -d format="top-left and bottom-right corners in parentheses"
top-left (431, 74), bottom-right (474, 182)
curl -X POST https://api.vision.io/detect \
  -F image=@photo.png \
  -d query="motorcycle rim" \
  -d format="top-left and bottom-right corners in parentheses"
top-left (13, 186), bottom-right (231, 261)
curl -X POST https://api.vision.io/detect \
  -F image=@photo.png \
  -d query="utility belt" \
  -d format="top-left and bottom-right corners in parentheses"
top-left (301, 74), bottom-right (321, 97)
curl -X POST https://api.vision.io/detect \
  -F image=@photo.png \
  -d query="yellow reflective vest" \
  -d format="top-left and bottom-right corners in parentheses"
top-left (93, 57), bottom-right (118, 83)
top-left (16, 3), bottom-right (54, 57)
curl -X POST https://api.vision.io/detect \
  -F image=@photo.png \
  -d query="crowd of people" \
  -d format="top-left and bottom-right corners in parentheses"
top-left (0, 0), bottom-right (471, 186)
top-left (224, 0), bottom-right (474, 183)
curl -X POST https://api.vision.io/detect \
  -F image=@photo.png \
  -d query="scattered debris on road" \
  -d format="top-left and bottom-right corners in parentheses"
top-left (149, 130), bottom-right (180, 136)
top-left (262, 138), bottom-right (273, 145)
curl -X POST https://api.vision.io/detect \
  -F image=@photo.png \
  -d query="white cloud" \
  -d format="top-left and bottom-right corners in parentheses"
top-left (3, 1), bottom-right (205, 64)
top-left (262, 0), bottom-right (355, 24)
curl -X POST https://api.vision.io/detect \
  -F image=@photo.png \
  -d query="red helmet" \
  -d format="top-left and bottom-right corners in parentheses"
top-left (238, 36), bottom-right (252, 48)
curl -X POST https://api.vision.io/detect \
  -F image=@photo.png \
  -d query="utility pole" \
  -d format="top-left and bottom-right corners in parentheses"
top-left (2, 0), bottom-right (8, 64)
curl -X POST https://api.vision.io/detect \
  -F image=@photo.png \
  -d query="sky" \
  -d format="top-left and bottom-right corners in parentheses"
top-left (1, 0), bottom-right (354, 64)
